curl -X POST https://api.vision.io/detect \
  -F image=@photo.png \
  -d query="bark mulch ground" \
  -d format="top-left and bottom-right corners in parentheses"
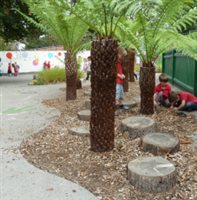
top-left (20, 81), bottom-right (197, 200)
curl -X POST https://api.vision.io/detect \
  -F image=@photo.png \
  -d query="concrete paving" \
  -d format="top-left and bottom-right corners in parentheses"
top-left (0, 74), bottom-right (98, 200)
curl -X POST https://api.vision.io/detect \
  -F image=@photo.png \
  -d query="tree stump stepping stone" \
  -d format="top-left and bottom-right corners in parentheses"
top-left (121, 116), bottom-right (156, 139)
top-left (128, 156), bottom-right (176, 193)
top-left (85, 100), bottom-right (91, 109)
top-left (68, 127), bottom-right (90, 137)
top-left (123, 100), bottom-right (137, 109)
top-left (133, 97), bottom-right (140, 103)
top-left (78, 110), bottom-right (91, 121)
top-left (141, 132), bottom-right (180, 155)
top-left (84, 90), bottom-right (91, 96)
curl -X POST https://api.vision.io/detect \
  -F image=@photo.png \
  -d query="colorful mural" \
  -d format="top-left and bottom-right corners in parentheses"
top-left (0, 50), bottom-right (90, 73)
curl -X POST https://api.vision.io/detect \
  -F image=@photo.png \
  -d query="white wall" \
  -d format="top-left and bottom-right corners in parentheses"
top-left (0, 50), bottom-right (90, 73)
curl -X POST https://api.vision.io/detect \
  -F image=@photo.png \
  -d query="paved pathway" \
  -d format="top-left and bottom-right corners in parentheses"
top-left (0, 74), bottom-right (98, 200)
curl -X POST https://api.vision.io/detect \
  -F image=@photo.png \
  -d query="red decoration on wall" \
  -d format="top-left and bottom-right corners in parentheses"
top-left (6, 52), bottom-right (13, 59)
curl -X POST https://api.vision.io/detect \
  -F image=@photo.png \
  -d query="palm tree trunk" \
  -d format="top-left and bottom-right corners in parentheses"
top-left (140, 62), bottom-right (155, 114)
top-left (90, 39), bottom-right (118, 152)
top-left (128, 49), bottom-right (135, 82)
top-left (65, 51), bottom-right (77, 101)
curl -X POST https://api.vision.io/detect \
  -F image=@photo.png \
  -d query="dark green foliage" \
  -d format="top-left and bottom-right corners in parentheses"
top-left (0, 0), bottom-right (41, 41)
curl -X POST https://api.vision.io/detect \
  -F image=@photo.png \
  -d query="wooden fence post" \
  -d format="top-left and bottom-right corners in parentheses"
top-left (172, 49), bottom-right (176, 85)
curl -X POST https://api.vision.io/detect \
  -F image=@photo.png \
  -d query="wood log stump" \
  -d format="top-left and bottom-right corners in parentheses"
top-left (78, 110), bottom-right (91, 121)
top-left (123, 100), bottom-right (137, 109)
top-left (128, 156), bottom-right (176, 193)
top-left (68, 127), bottom-right (90, 137)
top-left (121, 116), bottom-right (156, 139)
top-left (141, 132), bottom-right (180, 155)
top-left (133, 97), bottom-right (140, 104)
top-left (85, 100), bottom-right (91, 109)
top-left (84, 90), bottom-right (91, 96)
top-left (141, 133), bottom-right (180, 155)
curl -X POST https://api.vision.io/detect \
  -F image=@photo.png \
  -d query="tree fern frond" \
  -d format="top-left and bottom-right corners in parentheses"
top-left (19, 0), bottom-right (88, 53)
top-left (13, 8), bottom-right (46, 32)
top-left (172, 7), bottom-right (197, 32)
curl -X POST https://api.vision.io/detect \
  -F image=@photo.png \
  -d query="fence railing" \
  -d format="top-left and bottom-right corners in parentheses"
top-left (162, 50), bottom-right (197, 96)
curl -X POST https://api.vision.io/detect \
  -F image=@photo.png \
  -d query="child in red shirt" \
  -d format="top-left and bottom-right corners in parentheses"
top-left (47, 61), bottom-right (51, 69)
top-left (7, 63), bottom-right (12, 76)
top-left (116, 53), bottom-right (126, 109)
top-left (169, 91), bottom-right (197, 111)
top-left (154, 73), bottom-right (171, 108)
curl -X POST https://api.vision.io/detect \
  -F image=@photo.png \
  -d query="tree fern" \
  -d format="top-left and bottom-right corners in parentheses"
top-left (116, 0), bottom-right (197, 62)
top-left (18, 0), bottom-right (88, 55)
top-left (57, 0), bottom-right (129, 38)
top-left (17, 0), bottom-right (89, 100)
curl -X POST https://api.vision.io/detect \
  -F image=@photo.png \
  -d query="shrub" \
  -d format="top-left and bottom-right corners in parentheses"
top-left (33, 67), bottom-right (84, 85)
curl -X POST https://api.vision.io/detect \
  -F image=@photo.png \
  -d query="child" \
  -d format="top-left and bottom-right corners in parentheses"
top-left (85, 57), bottom-right (91, 80)
top-left (116, 53), bottom-right (126, 109)
top-left (43, 61), bottom-right (47, 70)
top-left (47, 61), bottom-right (51, 69)
top-left (154, 73), bottom-right (171, 108)
top-left (169, 91), bottom-right (197, 111)
top-left (13, 62), bottom-right (19, 76)
top-left (0, 59), bottom-right (2, 76)
top-left (7, 63), bottom-right (12, 76)
top-left (0, 68), bottom-right (2, 76)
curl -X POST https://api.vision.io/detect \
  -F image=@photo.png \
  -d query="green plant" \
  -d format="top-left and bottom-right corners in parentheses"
top-left (155, 57), bottom-right (162, 73)
top-left (68, 0), bottom-right (130, 152)
top-left (33, 67), bottom-right (84, 85)
top-left (33, 68), bottom-right (65, 85)
top-left (116, 0), bottom-right (197, 114)
top-left (15, 0), bottom-right (89, 100)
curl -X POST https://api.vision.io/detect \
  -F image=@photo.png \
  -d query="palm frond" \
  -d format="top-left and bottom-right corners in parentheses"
top-left (172, 7), bottom-right (197, 32)
top-left (18, 0), bottom-right (88, 53)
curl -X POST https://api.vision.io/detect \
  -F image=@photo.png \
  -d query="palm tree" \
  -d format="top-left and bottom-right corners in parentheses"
top-left (115, 0), bottom-right (197, 114)
top-left (16, 0), bottom-right (88, 100)
top-left (60, 0), bottom-right (126, 152)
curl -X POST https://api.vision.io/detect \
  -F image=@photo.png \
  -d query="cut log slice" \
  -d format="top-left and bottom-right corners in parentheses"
top-left (133, 97), bottom-right (140, 104)
top-left (84, 90), bottom-right (91, 96)
top-left (85, 100), bottom-right (91, 109)
top-left (141, 132), bottom-right (180, 155)
top-left (121, 116), bottom-right (156, 139)
top-left (123, 100), bottom-right (137, 109)
top-left (78, 110), bottom-right (91, 121)
top-left (128, 156), bottom-right (176, 193)
top-left (68, 127), bottom-right (90, 137)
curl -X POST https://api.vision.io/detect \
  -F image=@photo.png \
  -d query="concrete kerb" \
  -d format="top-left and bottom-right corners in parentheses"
top-left (0, 74), bottom-right (98, 200)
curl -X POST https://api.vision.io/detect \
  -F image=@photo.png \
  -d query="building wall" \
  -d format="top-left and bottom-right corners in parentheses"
top-left (0, 50), bottom-right (90, 73)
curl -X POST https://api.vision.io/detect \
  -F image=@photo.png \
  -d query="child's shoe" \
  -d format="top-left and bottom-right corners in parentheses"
top-left (118, 104), bottom-right (129, 110)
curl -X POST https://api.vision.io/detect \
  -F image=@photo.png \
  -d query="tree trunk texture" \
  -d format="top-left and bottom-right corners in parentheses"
top-left (122, 52), bottom-right (129, 92)
top-left (140, 62), bottom-right (155, 114)
top-left (90, 39), bottom-right (118, 152)
top-left (65, 51), bottom-right (77, 100)
top-left (128, 49), bottom-right (135, 82)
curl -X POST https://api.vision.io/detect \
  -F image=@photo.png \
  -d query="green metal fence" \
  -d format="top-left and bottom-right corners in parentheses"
top-left (162, 50), bottom-right (197, 96)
